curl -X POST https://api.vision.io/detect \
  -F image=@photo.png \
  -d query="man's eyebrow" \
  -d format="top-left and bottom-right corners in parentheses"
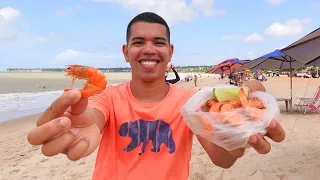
top-left (154, 37), bottom-right (167, 41)
top-left (131, 37), bottom-right (167, 41)
top-left (131, 37), bottom-right (144, 41)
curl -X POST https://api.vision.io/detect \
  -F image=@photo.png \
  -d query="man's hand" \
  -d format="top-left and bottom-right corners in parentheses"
top-left (27, 90), bottom-right (103, 160)
top-left (229, 119), bottom-right (286, 159)
top-left (198, 79), bottom-right (285, 168)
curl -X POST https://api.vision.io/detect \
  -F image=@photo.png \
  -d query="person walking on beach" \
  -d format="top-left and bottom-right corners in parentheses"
top-left (27, 12), bottom-right (286, 180)
top-left (165, 63), bottom-right (180, 84)
top-left (194, 74), bottom-right (197, 87)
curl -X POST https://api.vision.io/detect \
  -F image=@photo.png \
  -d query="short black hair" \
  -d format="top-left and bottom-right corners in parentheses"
top-left (126, 12), bottom-right (170, 44)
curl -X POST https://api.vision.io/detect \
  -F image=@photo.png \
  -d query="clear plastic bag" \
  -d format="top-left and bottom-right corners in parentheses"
top-left (180, 84), bottom-right (280, 151)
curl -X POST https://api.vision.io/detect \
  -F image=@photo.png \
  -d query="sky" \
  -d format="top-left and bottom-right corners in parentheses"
top-left (0, 0), bottom-right (319, 70)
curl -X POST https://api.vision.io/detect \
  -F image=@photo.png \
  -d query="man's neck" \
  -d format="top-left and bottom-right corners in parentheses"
top-left (130, 78), bottom-right (170, 103)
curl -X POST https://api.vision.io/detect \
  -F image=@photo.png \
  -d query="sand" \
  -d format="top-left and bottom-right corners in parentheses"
top-left (1, 74), bottom-right (320, 180)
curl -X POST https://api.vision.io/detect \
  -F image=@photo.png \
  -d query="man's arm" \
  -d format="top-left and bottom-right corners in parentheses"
top-left (197, 135), bottom-right (239, 168)
top-left (91, 108), bottom-right (107, 134)
top-left (165, 68), bottom-right (180, 84)
top-left (88, 90), bottom-right (112, 134)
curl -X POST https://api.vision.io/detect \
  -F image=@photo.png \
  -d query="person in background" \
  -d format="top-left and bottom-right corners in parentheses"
top-left (194, 74), bottom-right (197, 87)
top-left (165, 63), bottom-right (180, 84)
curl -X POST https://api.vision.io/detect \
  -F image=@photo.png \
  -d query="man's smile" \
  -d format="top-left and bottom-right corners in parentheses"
top-left (139, 60), bottom-right (160, 70)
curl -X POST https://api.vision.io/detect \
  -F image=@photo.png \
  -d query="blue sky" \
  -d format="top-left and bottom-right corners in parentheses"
top-left (0, 0), bottom-right (319, 70)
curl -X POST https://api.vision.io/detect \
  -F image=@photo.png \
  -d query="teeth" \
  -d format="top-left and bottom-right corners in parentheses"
top-left (141, 61), bottom-right (157, 65)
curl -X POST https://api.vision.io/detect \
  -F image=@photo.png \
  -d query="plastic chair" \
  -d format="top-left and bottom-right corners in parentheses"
top-left (294, 86), bottom-right (320, 114)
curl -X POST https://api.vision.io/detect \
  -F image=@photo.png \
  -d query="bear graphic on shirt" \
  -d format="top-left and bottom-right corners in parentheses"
top-left (119, 119), bottom-right (176, 156)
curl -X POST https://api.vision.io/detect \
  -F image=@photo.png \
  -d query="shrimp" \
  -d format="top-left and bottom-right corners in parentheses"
top-left (63, 64), bottom-right (107, 98)
top-left (239, 87), bottom-right (265, 120)
top-left (200, 87), bottom-right (267, 126)
top-left (239, 87), bottom-right (265, 109)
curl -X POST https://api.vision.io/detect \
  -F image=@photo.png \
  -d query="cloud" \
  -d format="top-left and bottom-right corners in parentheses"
top-left (0, 7), bottom-right (21, 41)
top-left (56, 4), bottom-right (82, 17)
top-left (0, 16), bottom-right (17, 41)
top-left (222, 18), bottom-right (312, 42)
top-left (190, 0), bottom-right (225, 16)
top-left (0, 7), bottom-right (21, 21)
top-left (221, 33), bottom-right (264, 42)
top-left (52, 49), bottom-right (123, 66)
top-left (88, 0), bottom-right (225, 25)
top-left (0, 7), bottom-right (51, 43)
top-left (264, 18), bottom-right (312, 38)
top-left (266, 0), bottom-right (288, 5)
top-left (243, 33), bottom-right (264, 42)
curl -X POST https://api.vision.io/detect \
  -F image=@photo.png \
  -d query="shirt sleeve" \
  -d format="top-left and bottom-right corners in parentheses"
top-left (165, 68), bottom-right (180, 84)
top-left (88, 89), bottom-right (111, 126)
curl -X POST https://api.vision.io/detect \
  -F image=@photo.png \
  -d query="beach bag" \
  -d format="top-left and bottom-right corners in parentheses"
top-left (180, 84), bottom-right (280, 151)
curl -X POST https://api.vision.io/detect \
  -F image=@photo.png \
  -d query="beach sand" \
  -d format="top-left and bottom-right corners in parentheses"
top-left (1, 75), bottom-right (320, 180)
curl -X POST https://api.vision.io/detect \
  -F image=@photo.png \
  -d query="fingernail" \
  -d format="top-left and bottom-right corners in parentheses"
top-left (249, 135), bottom-right (257, 144)
top-left (269, 120), bottom-right (277, 129)
top-left (69, 90), bottom-right (79, 100)
top-left (60, 118), bottom-right (70, 127)
top-left (84, 138), bottom-right (90, 143)
top-left (71, 129), bottom-right (79, 136)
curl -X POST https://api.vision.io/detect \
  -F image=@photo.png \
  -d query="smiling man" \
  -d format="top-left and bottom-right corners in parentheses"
top-left (27, 12), bottom-right (285, 180)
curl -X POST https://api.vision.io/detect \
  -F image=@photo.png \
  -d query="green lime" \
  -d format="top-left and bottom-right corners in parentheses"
top-left (213, 87), bottom-right (249, 102)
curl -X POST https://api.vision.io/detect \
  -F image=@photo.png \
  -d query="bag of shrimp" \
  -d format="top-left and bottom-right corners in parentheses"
top-left (180, 84), bottom-right (280, 151)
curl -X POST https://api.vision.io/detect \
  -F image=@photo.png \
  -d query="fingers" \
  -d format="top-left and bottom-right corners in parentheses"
top-left (248, 134), bottom-right (271, 154)
top-left (67, 97), bottom-right (88, 115)
top-left (66, 138), bottom-right (90, 161)
top-left (37, 90), bottom-right (81, 126)
top-left (229, 148), bottom-right (245, 158)
top-left (246, 119), bottom-right (285, 155)
top-left (41, 129), bottom-right (79, 156)
top-left (244, 79), bottom-right (266, 92)
top-left (266, 119), bottom-right (286, 142)
top-left (28, 117), bottom-right (73, 145)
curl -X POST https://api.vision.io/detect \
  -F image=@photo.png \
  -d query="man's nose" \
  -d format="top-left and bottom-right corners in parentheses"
top-left (142, 42), bottom-right (156, 54)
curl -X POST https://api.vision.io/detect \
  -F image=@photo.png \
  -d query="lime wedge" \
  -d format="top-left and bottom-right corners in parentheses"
top-left (213, 87), bottom-right (249, 102)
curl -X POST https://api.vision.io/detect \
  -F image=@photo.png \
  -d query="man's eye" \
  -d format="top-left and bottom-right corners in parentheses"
top-left (156, 42), bottom-right (165, 45)
top-left (133, 41), bottom-right (143, 44)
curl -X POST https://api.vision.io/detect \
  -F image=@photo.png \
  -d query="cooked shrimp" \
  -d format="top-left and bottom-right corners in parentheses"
top-left (63, 64), bottom-right (107, 98)
top-left (239, 87), bottom-right (265, 109)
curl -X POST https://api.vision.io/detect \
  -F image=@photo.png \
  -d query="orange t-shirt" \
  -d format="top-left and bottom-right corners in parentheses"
top-left (88, 81), bottom-right (197, 180)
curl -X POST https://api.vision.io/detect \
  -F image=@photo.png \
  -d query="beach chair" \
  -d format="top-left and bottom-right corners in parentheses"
top-left (294, 86), bottom-right (320, 114)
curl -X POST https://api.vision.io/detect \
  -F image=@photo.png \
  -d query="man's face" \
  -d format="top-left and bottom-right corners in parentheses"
top-left (122, 22), bottom-right (174, 82)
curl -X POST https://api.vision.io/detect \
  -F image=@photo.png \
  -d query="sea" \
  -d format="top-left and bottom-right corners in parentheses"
top-left (0, 71), bottom-right (183, 122)
top-left (0, 71), bottom-right (130, 123)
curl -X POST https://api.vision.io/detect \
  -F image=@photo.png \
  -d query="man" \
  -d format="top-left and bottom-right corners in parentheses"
top-left (27, 12), bottom-right (285, 179)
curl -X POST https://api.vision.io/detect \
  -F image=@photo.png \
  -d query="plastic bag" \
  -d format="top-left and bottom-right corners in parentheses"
top-left (180, 84), bottom-right (280, 151)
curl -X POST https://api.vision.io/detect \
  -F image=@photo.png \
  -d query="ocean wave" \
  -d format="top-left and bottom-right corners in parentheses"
top-left (0, 83), bottom-right (121, 122)
top-left (0, 90), bottom-right (63, 112)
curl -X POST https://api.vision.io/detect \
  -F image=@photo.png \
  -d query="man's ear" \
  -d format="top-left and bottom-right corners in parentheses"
top-left (122, 44), bottom-right (129, 62)
top-left (169, 44), bottom-right (174, 60)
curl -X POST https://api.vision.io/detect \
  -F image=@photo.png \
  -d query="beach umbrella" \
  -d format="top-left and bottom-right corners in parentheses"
top-left (281, 27), bottom-right (320, 66)
top-left (236, 49), bottom-right (307, 102)
top-left (206, 58), bottom-right (239, 74)
top-left (207, 58), bottom-right (249, 74)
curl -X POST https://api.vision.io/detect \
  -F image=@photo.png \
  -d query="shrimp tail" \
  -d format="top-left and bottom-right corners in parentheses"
top-left (239, 87), bottom-right (250, 108)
